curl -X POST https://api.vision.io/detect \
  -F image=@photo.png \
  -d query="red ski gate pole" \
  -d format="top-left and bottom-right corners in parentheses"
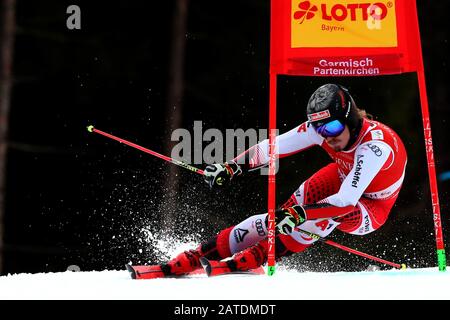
top-left (267, 72), bottom-right (277, 276)
top-left (417, 72), bottom-right (447, 271)
top-left (414, 3), bottom-right (447, 271)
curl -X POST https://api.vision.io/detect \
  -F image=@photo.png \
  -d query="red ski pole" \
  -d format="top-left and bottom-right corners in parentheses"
top-left (298, 228), bottom-right (406, 270)
top-left (87, 125), bottom-right (204, 175)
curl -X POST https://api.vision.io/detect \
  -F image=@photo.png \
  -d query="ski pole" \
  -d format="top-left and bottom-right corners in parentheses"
top-left (87, 125), bottom-right (204, 175)
top-left (297, 228), bottom-right (406, 270)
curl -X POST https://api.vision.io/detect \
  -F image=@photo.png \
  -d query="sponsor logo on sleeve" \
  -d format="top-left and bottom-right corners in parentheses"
top-left (297, 122), bottom-right (308, 132)
top-left (351, 154), bottom-right (364, 188)
top-left (255, 219), bottom-right (266, 236)
top-left (233, 228), bottom-right (249, 243)
top-left (358, 215), bottom-right (371, 234)
top-left (370, 129), bottom-right (384, 140)
top-left (367, 143), bottom-right (382, 157)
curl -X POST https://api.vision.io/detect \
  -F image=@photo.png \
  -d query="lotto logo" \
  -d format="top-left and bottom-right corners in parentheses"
top-left (293, 1), bottom-right (318, 24)
top-left (293, 1), bottom-right (393, 24)
top-left (291, 0), bottom-right (397, 48)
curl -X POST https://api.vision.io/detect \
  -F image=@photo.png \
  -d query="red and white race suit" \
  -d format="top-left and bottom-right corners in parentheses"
top-left (228, 118), bottom-right (407, 254)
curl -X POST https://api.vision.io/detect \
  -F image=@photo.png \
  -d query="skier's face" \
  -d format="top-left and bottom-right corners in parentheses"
top-left (324, 125), bottom-right (350, 152)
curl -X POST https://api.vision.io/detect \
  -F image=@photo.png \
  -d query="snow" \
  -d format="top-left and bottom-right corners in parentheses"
top-left (0, 267), bottom-right (449, 300)
top-left (1, 234), bottom-right (447, 300)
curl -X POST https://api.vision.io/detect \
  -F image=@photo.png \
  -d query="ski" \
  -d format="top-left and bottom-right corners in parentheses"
top-left (126, 264), bottom-right (206, 280)
top-left (126, 260), bottom-right (265, 279)
top-left (199, 257), bottom-right (265, 277)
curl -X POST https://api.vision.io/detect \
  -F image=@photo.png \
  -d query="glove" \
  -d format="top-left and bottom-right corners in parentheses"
top-left (203, 160), bottom-right (242, 188)
top-left (275, 205), bottom-right (306, 235)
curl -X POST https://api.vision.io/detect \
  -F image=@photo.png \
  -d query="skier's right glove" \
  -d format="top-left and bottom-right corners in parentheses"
top-left (275, 205), bottom-right (306, 235)
top-left (203, 160), bottom-right (242, 188)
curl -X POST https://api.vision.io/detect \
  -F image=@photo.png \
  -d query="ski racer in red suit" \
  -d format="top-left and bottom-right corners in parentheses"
top-left (150, 84), bottom-right (408, 277)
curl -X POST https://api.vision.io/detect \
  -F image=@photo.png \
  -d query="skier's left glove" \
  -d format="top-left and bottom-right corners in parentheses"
top-left (275, 205), bottom-right (306, 235)
top-left (203, 160), bottom-right (242, 188)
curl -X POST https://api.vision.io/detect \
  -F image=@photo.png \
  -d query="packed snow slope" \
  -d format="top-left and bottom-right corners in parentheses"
top-left (0, 267), bottom-right (449, 300)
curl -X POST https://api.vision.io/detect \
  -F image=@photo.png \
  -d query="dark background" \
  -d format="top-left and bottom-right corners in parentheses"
top-left (1, 0), bottom-right (449, 274)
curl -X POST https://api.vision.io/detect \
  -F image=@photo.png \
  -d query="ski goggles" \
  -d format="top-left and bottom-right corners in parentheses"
top-left (312, 119), bottom-right (345, 138)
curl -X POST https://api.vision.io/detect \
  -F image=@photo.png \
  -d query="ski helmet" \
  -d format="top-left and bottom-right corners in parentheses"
top-left (306, 84), bottom-right (361, 137)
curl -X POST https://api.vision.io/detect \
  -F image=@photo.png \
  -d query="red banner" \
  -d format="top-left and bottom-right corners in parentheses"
top-left (270, 0), bottom-right (423, 76)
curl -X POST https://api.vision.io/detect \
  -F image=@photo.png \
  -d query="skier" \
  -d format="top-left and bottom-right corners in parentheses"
top-left (138, 83), bottom-right (407, 278)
